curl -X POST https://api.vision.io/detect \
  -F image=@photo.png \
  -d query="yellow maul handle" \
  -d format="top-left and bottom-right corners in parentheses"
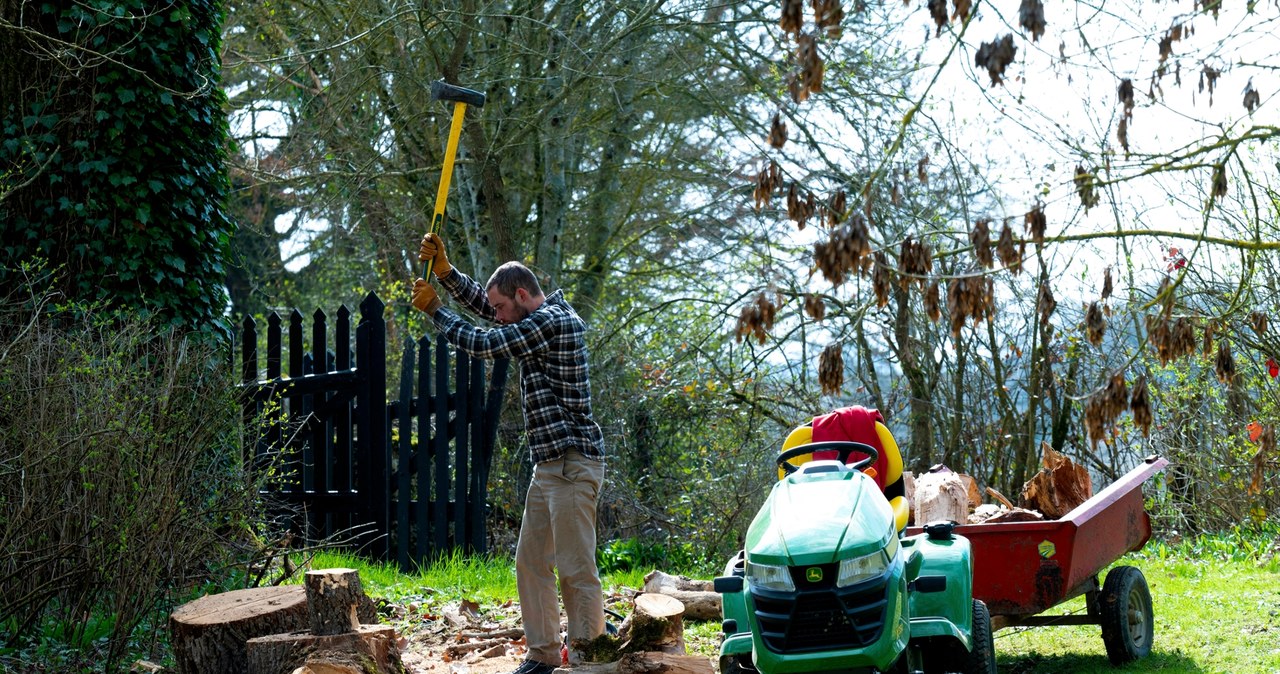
top-left (424, 100), bottom-right (468, 279)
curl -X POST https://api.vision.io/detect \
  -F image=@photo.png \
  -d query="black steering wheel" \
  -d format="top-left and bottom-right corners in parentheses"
top-left (777, 441), bottom-right (879, 476)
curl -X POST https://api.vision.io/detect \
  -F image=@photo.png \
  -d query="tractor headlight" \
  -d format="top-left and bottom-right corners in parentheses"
top-left (746, 561), bottom-right (795, 592)
top-left (837, 535), bottom-right (898, 588)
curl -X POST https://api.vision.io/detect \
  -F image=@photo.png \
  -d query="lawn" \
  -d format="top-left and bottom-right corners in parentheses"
top-left (319, 541), bottom-right (1280, 674)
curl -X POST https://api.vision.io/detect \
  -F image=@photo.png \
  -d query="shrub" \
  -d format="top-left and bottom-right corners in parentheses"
top-left (0, 272), bottom-right (260, 669)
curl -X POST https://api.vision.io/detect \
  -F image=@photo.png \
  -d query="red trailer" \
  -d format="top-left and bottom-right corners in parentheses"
top-left (908, 455), bottom-right (1169, 664)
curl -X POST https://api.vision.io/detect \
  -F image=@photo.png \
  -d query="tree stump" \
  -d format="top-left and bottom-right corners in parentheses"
top-left (618, 593), bottom-right (686, 655)
top-left (239, 569), bottom-right (402, 674)
top-left (245, 624), bottom-right (400, 674)
top-left (305, 568), bottom-right (363, 636)
top-left (169, 585), bottom-right (310, 674)
top-left (640, 571), bottom-right (721, 622)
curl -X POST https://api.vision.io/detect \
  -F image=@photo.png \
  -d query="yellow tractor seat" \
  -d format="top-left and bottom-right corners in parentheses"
top-left (779, 420), bottom-right (910, 532)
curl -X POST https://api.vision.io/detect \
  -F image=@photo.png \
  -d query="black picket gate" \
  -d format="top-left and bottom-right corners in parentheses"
top-left (238, 292), bottom-right (509, 569)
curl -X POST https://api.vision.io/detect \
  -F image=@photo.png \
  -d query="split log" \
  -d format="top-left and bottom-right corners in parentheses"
top-left (245, 625), bottom-right (400, 674)
top-left (170, 585), bottom-right (310, 674)
top-left (554, 652), bottom-right (715, 674)
top-left (957, 473), bottom-right (982, 510)
top-left (445, 637), bottom-right (516, 660)
top-left (641, 571), bottom-right (721, 622)
top-left (903, 471), bottom-right (916, 525)
top-left (618, 594), bottom-right (686, 655)
top-left (913, 469), bottom-right (968, 525)
top-left (304, 569), bottom-right (363, 636)
top-left (1020, 442), bottom-right (1092, 519)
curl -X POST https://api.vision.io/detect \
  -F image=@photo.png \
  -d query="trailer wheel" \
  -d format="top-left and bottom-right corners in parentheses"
top-left (1100, 566), bottom-right (1153, 664)
top-left (964, 599), bottom-right (996, 674)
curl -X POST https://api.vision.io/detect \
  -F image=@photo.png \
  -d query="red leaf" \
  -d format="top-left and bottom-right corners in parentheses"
top-left (1269, 357), bottom-right (1279, 378)
top-left (1248, 421), bottom-right (1263, 443)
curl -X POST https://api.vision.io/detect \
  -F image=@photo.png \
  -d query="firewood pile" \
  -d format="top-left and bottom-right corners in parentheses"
top-left (910, 442), bottom-right (1092, 526)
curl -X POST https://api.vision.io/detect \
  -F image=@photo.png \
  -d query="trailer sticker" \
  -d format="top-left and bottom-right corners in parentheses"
top-left (1038, 540), bottom-right (1056, 558)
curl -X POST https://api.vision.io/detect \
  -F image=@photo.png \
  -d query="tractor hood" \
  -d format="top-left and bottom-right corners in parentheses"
top-left (744, 466), bottom-right (895, 568)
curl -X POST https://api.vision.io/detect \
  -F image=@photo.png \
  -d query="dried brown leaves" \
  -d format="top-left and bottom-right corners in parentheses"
top-left (734, 290), bottom-right (781, 344)
top-left (996, 221), bottom-right (1023, 273)
top-left (899, 236), bottom-right (933, 288)
top-left (946, 273), bottom-right (995, 337)
top-left (792, 33), bottom-right (825, 103)
top-left (1118, 79), bottom-right (1135, 154)
top-left (1244, 80), bottom-right (1261, 113)
top-left (813, 0), bottom-right (845, 38)
top-left (975, 35), bottom-right (1017, 87)
top-left (925, 280), bottom-right (942, 322)
top-left (1074, 166), bottom-right (1101, 211)
top-left (819, 342), bottom-right (844, 395)
top-left (814, 215), bottom-right (872, 286)
top-left (753, 160), bottom-right (782, 210)
top-left (1130, 375), bottom-right (1152, 438)
top-left (1146, 313), bottom-right (1197, 365)
top-left (804, 293), bottom-right (826, 321)
top-left (1037, 279), bottom-right (1056, 326)
top-left (1211, 163), bottom-right (1228, 200)
top-left (1024, 203), bottom-right (1047, 244)
top-left (1085, 301), bottom-right (1105, 346)
top-left (970, 218), bottom-right (993, 268)
top-left (872, 251), bottom-right (892, 307)
top-left (1215, 340), bottom-right (1236, 384)
top-left (1251, 425), bottom-right (1275, 496)
top-left (781, 0), bottom-right (804, 35)
top-left (927, 0), bottom-right (947, 36)
top-left (768, 112), bottom-right (788, 149)
top-left (1085, 372), bottom-right (1128, 448)
top-left (1252, 311), bottom-right (1269, 335)
top-left (1199, 64), bottom-right (1220, 105)
top-left (1018, 0), bottom-right (1046, 42)
top-left (787, 183), bottom-right (817, 228)
top-left (1101, 266), bottom-right (1114, 301)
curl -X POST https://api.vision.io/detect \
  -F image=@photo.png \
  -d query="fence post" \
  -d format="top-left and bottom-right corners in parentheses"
top-left (395, 337), bottom-right (415, 569)
top-left (356, 293), bottom-right (389, 560)
top-left (415, 334), bottom-right (433, 562)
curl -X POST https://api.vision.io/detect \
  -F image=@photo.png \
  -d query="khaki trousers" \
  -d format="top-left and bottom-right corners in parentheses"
top-left (515, 450), bottom-right (606, 666)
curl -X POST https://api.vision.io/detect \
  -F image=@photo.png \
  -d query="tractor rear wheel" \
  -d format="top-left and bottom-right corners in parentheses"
top-left (1100, 566), bottom-right (1153, 664)
top-left (963, 599), bottom-right (996, 674)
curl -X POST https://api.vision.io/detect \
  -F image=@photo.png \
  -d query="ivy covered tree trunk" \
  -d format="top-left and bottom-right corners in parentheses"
top-left (0, 0), bottom-right (233, 333)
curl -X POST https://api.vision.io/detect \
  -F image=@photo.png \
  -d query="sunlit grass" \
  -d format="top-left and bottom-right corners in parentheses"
top-left (994, 554), bottom-right (1280, 673)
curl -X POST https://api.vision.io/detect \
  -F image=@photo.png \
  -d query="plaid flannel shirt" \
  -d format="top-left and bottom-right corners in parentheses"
top-left (432, 269), bottom-right (605, 465)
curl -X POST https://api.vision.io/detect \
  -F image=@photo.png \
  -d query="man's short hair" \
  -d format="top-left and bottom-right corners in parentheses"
top-left (486, 262), bottom-right (544, 299)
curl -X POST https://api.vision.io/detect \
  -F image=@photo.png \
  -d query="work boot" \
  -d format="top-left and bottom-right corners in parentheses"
top-left (508, 660), bottom-right (556, 674)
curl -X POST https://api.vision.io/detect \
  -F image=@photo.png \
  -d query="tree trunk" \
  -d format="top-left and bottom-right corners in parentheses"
top-left (169, 586), bottom-right (310, 674)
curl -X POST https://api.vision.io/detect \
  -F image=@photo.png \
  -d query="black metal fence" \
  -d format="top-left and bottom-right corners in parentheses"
top-left (238, 292), bottom-right (509, 568)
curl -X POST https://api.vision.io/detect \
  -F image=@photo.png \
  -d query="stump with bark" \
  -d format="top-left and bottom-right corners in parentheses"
top-left (243, 569), bottom-right (402, 674)
top-left (617, 593), bottom-right (686, 655)
top-left (169, 585), bottom-right (310, 674)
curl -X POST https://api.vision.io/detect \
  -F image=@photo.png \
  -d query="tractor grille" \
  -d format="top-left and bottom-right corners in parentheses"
top-left (751, 564), bottom-right (889, 653)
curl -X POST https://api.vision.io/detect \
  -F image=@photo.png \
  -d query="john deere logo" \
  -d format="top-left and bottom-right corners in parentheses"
top-left (806, 567), bottom-right (823, 582)
top-left (1038, 540), bottom-right (1056, 558)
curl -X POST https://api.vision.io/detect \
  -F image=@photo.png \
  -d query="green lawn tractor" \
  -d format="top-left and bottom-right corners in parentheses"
top-left (714, 440), bottom-right (995, 674)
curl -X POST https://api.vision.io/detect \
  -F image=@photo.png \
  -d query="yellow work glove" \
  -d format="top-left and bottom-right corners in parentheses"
top-left (418, 233), bottom-right (452, 278)
top-left (412, 279), bottom-right (443, 315)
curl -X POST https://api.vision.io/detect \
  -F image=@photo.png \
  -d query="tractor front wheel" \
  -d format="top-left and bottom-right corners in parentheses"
top-left (963, 599), bottom-right (996, 674)
top-left (1099, 566), bottom-right (1154, 664)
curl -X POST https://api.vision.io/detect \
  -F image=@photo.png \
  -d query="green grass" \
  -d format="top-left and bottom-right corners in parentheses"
top-left (994, 554), bottom-right (1280, 673)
